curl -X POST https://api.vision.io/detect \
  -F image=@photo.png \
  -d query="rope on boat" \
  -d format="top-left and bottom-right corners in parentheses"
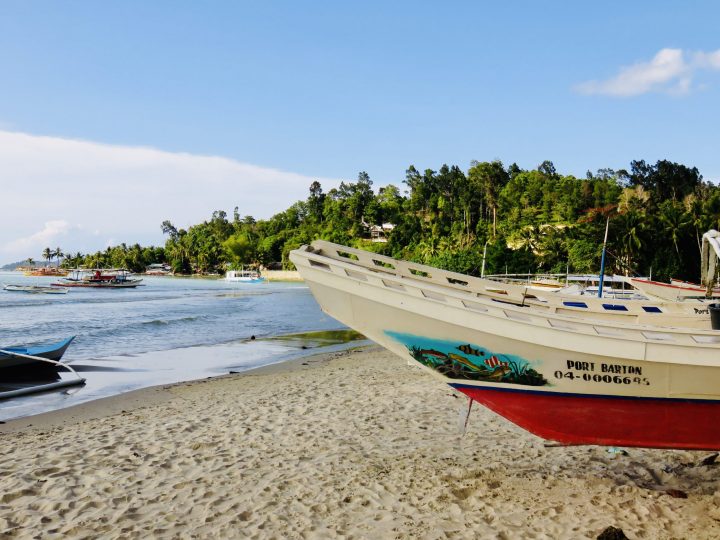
top-left (0, 349), bottom-right (84, 382)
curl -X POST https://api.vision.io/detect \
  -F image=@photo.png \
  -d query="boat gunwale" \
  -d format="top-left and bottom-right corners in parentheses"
top-left (304, 240), bottom-right (711, 316)
top-left (291, 244), bottom-right (720, 357)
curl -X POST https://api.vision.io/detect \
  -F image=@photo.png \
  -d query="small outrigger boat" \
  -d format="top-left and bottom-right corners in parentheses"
top-left (0, 336), bottom-right (75, 370)
top-left (3, 284), bottom-right (69, 294)
top-left (0, 337), bottom-right (85, 398)
top-left (52, 268), bottom-right (143, 289)
top-left (290, 240), bottom-right (720, 450)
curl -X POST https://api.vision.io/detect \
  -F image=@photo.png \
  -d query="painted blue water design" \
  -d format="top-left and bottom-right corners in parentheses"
top-left (0, 272), bottom-right (358, 420)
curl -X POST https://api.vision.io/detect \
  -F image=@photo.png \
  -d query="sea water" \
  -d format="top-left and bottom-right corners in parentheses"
top-left (0, 272), bottom-right (360, 420)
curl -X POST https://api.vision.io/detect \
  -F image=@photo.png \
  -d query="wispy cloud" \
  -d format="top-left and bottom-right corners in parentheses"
top-left (0, 131), bottom-right (341, 263)
top-left (574, 48), bottom-right (720, 97)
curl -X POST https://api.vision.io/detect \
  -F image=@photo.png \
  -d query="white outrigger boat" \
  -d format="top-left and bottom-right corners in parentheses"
top-left (476, 275), bottom-right (712, 329)
top-left (630, 277), bottom-right (720, 302)
top-left (290, 240), bottom-right (720, 450)
top-left (224, 269), bottom-right (263, 283)
top-left (625, 230), bottom-right (720, 302)
top-left (3, 284), bottom-right (69, 294)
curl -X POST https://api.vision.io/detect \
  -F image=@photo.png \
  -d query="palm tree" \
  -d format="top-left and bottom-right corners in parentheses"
top-left (659, 201), bottom-right (691, 257)
top-left (417, 237), bottom-right (440, 263)
top-left (42, 247), bottom-right (52, 267)
top-left (54, 247), bottom-right (64, 267)
top-left (515, 225), bottom-right (541, 253)
top-left (614, 211), bottom-right (645, 274)
top-left (26, 257), bottom-right (35, 268)
top-left (537, 226), bottom-right (568, 270)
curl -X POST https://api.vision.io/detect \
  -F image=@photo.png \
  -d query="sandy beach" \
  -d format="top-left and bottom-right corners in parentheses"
top-left (2, 345), bottom-right (720, 539)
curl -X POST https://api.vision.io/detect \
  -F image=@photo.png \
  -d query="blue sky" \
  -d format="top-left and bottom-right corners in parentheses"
top-left (1, 1), bottom-right (719, 262)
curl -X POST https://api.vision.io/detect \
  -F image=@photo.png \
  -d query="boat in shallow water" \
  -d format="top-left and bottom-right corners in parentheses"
top-left (52, 268), bottom-right (143, 288)
top-left (290, 240), bottom-right (720, 450)
top-left (3, 284), bottom-right (69, 294)
top-left (224, 269), bottom-right (263, 283)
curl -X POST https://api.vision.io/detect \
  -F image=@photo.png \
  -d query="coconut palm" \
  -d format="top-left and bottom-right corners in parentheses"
top-left (54, 247), bottom-right (64, 267)
top-left (417, 237), bottom-right (440, 263)
top-left (42, 247), bottom-right (52, 266)
top-left (515, 225), bottom-right (541, 253)
top-left (614, 210), bottom-right (645, 274)
top-left (659, 201), bottom-right (691, 257)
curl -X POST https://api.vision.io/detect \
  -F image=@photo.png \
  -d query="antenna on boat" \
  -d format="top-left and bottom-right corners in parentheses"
top-left (598, 216), bottom-right (610, 298)
top-left (481, 240), bottom-right (489, 278)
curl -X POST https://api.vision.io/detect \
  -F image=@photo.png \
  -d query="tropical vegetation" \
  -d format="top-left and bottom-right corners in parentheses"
top-left (48, 159), bottom-right (717, 282)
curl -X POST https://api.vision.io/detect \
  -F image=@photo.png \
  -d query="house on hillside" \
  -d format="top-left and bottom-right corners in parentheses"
top-left (363, 222), bottom-right (395, 243)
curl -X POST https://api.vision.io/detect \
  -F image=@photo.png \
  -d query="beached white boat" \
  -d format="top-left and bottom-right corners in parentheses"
top-left (290, 240), bottom-right (720, 450)
top-left (489, 273), bottom-right (649, 300)
top-left (440, 271), bottom-right (712, 328)
top-left (630, 277), bottom-right (720, 302)
top-left (292, 244), bottom-right (713, 329)
top-left (224, 269), bottom-right (263, 283)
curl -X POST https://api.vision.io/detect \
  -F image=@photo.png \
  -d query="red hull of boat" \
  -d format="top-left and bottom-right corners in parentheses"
top-left (454, 384), bottom-right (720, 450)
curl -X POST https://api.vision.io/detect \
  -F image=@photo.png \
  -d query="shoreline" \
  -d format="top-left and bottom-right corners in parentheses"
top-left (0, 328), bottom-right (366, 422)
top-left (2, 345), bottom-right (719, 538)
top-left (0, 342), bottom-right (368, 434)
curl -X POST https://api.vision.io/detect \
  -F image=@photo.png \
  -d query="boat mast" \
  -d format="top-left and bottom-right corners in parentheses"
top-left (598, 216), bottom-right (610, 298)
top-left (481, 240), bottom-right (489, 278)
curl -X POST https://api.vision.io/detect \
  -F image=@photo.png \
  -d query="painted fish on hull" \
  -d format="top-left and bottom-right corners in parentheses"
top-left (387, 331), bottom-right (548, 387)
top-left (457, 344), bottom-right (484, 356)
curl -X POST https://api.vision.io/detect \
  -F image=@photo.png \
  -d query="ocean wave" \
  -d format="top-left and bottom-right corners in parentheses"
top-left (140, 316), bottom-right (201, 326)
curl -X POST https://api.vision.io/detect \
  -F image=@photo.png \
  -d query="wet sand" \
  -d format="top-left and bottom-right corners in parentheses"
top-left (1, 346), bottom-right (719, 539)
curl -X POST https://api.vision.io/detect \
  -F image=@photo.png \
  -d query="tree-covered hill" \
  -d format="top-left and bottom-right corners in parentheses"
top-left (60, 159), bottom-right (717, 282)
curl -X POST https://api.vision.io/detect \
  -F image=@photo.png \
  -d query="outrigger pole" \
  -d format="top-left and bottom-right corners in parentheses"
top-left (0, 351), bottom-right (85, 400)
top-left (597, 216), bottom-right (610, 299)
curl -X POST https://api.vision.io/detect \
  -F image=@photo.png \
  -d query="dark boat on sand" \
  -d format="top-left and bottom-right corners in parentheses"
top-left (0, 337), bottom-right (76, 371)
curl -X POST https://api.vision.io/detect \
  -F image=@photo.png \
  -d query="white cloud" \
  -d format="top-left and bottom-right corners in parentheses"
top-left (5, 220), bottom-right (71, 254)
top-left (575, 48), bottom-right (720, 97)
top-left (0, 131), bottom-right (340, 264)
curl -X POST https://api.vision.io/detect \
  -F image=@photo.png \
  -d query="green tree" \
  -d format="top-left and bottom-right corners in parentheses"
top-left (223, 234), bottom-right (255, 268)
top-left (658, 200), bottom-right (691, 257)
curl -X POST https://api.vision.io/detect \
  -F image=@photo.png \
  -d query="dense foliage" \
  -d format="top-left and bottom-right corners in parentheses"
top-left (55, 159), bottom-right (719, 282)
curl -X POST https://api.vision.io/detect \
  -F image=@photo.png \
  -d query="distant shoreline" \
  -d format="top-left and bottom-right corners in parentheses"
top-left (0, 268), bottom-right (304, 282)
